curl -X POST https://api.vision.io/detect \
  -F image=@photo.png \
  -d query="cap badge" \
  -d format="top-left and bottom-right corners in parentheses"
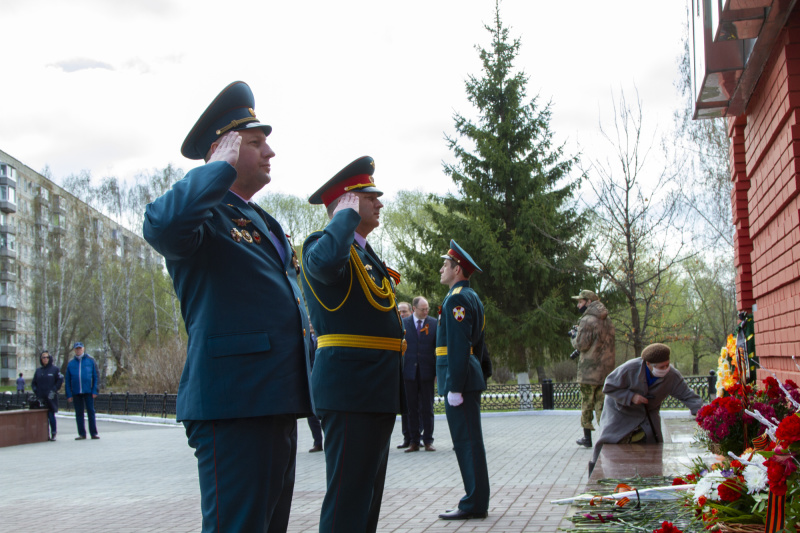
top-left (230, 228), bottom-right (242, 243)
top-left (453, 306), bottom-right (466, 322)
top-left (248, 107), bottom-right (256, 117)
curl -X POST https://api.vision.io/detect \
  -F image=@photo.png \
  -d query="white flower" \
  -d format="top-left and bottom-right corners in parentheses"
top-left (739, 453), bottom-right (768, 494)
top-left (693, 472), bottom-right (726, 502)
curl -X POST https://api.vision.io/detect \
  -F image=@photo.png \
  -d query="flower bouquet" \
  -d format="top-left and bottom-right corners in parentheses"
top-left (695, 383), bottom-right (777, 457)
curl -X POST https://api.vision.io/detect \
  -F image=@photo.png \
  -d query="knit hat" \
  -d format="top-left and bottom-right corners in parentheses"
top-left (641, 343), bottom-right (670, 364)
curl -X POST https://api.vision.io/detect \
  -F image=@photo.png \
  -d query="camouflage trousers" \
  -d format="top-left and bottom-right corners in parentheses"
top-left (580, 384), bottom-right (604, 430)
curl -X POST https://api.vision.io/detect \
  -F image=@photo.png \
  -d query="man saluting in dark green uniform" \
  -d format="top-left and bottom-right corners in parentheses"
top-left (436, 240), bottom-right (490, 520)
top-left (301, 156), bottom-right (404, 533)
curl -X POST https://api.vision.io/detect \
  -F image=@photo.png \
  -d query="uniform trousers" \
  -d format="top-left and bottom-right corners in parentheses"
top-left (403, 377), bottom-right (435, 444)
top-left (308, 415), bottom-right (323, 447)
top-left (318, 410), bottom-right (395, 533)
top-left (184, 415), bottom-right (298, 533)
top-left (444, 391), bottom-right (490, 514)
top-left (72, 393), bottom-right (98, 437)
top-left (579, 384), bottom-right (604, 430)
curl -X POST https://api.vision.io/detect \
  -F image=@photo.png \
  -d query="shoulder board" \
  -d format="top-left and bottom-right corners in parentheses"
top-left (452, 287), bottom-right (463, 295)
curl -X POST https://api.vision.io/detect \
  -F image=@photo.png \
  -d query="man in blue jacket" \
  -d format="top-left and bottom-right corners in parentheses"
top-left (143, 81), bottom-right (313, 533)
top-left (402, 296), bottom-right (438, 452)
top-left (65, 342), bottom-right (99, 440)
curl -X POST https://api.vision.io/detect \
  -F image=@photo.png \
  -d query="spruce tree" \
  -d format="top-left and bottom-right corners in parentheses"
top-left (399, 3), bottom-right (591, 377)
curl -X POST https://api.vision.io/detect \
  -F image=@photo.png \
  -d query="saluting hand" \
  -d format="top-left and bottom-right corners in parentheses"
top-left (207, 131), bottom-right (242, 167)
top-left (333, 192), bottom-right (360, 216)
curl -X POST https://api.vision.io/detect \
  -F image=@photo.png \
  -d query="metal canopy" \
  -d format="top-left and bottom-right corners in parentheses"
top-left (691, 0), bottom-right (796, 119)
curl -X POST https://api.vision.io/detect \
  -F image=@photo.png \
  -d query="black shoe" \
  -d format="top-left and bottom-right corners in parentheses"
top-left (576, 429), bottom-right (592, 448)
top-left (308, 444), bottom-right (323, 453)
top-left (91, 435), bottom-right (100, 440)
top-left (75, 436), bottom-right (86, 440)
top-left (396, 441), bottom-right (411, 449)
top-left (438, 508), bottom-right (488, 520)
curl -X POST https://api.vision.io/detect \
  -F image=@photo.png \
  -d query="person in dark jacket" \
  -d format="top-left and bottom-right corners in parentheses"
top-left (32, 350), bottom-right (63, 441)
top-left (401, 296), bottom-right (438, 452)
top-left (16, 372), bottom-right (25, 392)
top-left (65, 342), bottom-right (100, 440)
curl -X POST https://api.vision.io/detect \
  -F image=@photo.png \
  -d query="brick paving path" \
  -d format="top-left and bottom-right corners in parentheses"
top-left (0, 411), bottom-right (696, 532)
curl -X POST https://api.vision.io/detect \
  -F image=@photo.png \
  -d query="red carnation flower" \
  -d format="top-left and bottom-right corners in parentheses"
top-left (717, 480), bottom-right (742, 502)
top-left (765, 454), bottom-right (797, 496)
top-left (654, 521), bottom-right (683, 533)
top-left (775, 413), bottom-right (800, 444)
top-left (697, 496), bottom-right (707, 506)
top-left (672, 477), bottom-right (685, 485)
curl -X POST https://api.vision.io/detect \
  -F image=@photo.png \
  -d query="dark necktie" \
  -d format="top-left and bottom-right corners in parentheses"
top-left (248, 202), bottom-right (285, 263)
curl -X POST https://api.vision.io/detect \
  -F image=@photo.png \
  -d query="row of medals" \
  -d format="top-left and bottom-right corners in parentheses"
top-left (230, 218), bottom-right (261, 244)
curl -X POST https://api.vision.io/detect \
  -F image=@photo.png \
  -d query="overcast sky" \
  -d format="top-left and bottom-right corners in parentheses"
top-left (1, 0), bottom-right (689, 202)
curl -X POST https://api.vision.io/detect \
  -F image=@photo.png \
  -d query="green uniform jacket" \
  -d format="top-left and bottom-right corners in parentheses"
top-left (301, 209), bottom-right (404, 413)
top-left (436, 280), bottom-right (487, 395)
top-left (143, 161), bottom-right (313, 421)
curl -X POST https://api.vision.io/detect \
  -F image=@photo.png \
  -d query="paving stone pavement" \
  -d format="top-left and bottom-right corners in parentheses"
top-left (0, 410), bottom-right (696, 533)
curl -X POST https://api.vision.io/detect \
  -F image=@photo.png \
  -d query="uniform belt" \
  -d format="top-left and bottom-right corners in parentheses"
top-left (435, 346), bottom-right (473, 357)
top-left (317, 334), bottom-right (406, 354)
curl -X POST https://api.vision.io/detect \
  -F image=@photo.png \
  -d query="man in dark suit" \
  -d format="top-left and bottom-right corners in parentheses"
top-left (402, 296), bottom-right (437, 452)
top-left (436, 240), bottom-right (490, 521)
top-left (143, 81), bottom-right (314, 533)
top-left (301, 156), bottom-right (404, 533)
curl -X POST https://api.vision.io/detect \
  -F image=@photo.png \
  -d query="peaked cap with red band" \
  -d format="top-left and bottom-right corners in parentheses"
top-left (308, 156), bottom-right (383, 207)
top-left (441, 239), bottom-right (482, 276)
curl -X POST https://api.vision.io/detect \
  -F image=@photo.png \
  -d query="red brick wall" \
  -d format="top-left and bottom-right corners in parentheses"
top-left (736, 7), bottom-right (800, 382)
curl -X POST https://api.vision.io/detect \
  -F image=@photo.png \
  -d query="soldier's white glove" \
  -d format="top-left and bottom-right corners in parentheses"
top-left (447, 392), bottom-right (463, 407)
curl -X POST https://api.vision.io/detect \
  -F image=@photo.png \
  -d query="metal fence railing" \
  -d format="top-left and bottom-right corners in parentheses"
top-left (3, 373), bottom-right (716, 417)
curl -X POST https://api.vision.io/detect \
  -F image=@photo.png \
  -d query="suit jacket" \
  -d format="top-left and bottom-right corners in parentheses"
top-left (143, 161), bottom-right (313, 421)
top-left (402, 315), bottom-right (437, 381)
top-left (301, 209), bottom-right (404, 413)
top-left (435, 280), bottom-right (487, 395)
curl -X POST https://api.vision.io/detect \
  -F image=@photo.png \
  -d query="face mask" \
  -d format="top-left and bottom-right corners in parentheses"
top-left (578, 304), bottom-right (588, 314)
top-left (650, 365), bottom-right (670, 378)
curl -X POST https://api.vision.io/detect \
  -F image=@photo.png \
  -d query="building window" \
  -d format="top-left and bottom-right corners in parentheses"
top-left (0, 185), bottom-right (16, 203)
top-left (0, 233), bottom-right (15, 251)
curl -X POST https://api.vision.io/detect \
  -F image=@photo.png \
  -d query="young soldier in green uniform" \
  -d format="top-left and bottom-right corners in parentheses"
top-left (301, 156), bottom-right (404, 533)
top-left (436, 240), bottom-right (490, 520)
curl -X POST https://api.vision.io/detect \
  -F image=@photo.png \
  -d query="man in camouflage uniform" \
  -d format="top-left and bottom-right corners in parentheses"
top-left (570, 290), bottom-right (615, 448)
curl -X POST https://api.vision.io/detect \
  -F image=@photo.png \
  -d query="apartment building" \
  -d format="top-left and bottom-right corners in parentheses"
top-left (0, 149), bottom-right (146, 383)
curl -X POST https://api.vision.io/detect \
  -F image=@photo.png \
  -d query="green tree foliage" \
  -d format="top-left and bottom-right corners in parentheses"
top-left (257, 191), bottom-right (329, 249)
top-left (400, 5), bottom-right (591, 374)
top-left (374, 189), bottom-right (438, 302)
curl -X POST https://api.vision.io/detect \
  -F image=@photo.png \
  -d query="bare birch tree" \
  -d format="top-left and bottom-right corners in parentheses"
top-left (582, 89), bottom-right (695, 358)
